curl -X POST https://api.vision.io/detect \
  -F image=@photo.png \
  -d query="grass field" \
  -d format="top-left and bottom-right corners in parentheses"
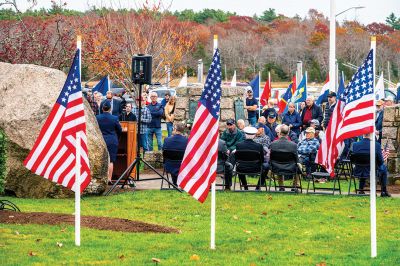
top-left (1, 191), bottom-right (399, 265)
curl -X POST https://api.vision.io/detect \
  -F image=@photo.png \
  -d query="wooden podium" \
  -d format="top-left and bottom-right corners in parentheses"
top-left (113, 121), bottom-right (137, 181)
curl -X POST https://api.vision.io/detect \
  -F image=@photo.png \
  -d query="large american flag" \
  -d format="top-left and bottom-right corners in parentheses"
top-left (24, 50), bottom-right (91, 192)
top-left (177, 49), bottom-right (222, 203)
top-left (317, 49), bottom-right (375, 176)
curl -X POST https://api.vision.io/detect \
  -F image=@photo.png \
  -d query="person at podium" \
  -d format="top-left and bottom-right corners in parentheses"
top-left (96, 101), bottom-right (122, 184)
top-left (119, 103), bottom-right (137, 122)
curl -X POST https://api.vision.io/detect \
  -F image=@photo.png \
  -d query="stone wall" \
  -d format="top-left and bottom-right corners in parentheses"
top-left (174, 84), bottom-right (246, 129)
top-left (382, 106), bottom-right (400, 182)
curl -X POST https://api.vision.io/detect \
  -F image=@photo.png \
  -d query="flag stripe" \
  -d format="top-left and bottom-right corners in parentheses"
top-left (25, 106), bottom-right (65, 171)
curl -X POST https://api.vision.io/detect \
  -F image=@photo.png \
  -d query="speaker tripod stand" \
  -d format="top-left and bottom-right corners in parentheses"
top-left (105, 82), bottom-right (181, 196)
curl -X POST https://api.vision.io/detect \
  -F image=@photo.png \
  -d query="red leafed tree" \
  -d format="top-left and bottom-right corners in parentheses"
top-left (0, 15), bottom-right (75, 69)
top-left (77, 7), bottom-right (199, 91)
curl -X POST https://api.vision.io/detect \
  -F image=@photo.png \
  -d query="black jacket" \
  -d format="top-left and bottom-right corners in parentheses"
top-left (235, 139), bottom-right (264, 173)
top-left (323, 102), bottom-right (336, 128)
top-left (270, 137), bottom-right (298, 173)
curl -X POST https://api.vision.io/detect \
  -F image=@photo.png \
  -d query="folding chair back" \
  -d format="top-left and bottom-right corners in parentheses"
top-left (270, 150), bottom-right (297, 176)
top-left (235, 149), bottom-right (262, 175)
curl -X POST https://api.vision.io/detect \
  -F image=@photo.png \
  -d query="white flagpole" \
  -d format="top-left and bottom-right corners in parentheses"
top-left (370, 36), bottom-right (377, 258)
top-left (258, 71), bottom-right (261, 117)
top-left (329, 0), bottom-right (336, 92)
top-left (210, 34), bottom-right (217, 250)
top-left (75, 35), bottom-right (82, 247)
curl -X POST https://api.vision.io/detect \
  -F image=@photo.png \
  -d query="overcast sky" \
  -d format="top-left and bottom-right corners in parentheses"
top-left (12, 0), bottom-right (399, 25)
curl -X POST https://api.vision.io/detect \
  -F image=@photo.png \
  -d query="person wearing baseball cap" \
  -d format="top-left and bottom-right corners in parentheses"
top-left (323, 91), bottom-right (337, 129)
top-left (220, 119), bottom-right (243, 153)
top-left (297, 127), bottom-right (320, 178)
top-left (244, 89), bottom-right (258, 126)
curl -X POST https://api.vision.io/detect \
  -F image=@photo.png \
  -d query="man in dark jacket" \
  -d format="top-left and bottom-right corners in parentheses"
top-left (147, 91), bottom-right (164, 151)
top-left (100, 90), bottom-right (122, 117)
top-left (266, 112), bottom-right (278, 140)
top-left (282, 102), bottom-right (302, 136)
top-left (375, 100), bottom-right (384, 143)
top-left (350, 134), bottom-right (390, 197)
top-left (301, 96), bottom-right (323, 128)
top-left (163, 123), bottom-right (188, 186)
top-left (119, 103), bottom-right (137, 122)
top-left (220, 119), bottom-right (243, 153)
top-left (235, 126), bottom-right (265, 190)
top-left (323, 91), bottom-right (337, 129)
top-left (218, 139), bottom-right (233, 190)
top-left (270, 124), bottom-right (299, 191)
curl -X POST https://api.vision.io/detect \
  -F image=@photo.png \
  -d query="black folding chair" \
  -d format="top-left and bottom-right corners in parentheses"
top-left (269, 151), bottom-right (302, 193)
top-left (348, 153), bottom-right (382, 196)
top-left (215, 150), bottom-right (229, 191)
top-left (304, 153), bottom-right (341, 195)
top-left (161, 149), bottom-right (185, 190)
top-left (233, 149), bottom-right (264, 191)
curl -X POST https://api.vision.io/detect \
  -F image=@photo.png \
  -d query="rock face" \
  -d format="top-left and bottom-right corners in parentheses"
top-left (382, 105), bottom-right (400, 182)
top-left (0, 62), bottom-right (108, 198)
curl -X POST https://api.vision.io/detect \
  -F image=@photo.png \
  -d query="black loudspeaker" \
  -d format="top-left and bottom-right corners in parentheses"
top-left (132, 54), bottom-right (152, 85)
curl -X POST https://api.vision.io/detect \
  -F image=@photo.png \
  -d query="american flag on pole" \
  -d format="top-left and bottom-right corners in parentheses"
top-left (24, 49), bottom-right (91, 192)
top-left (177, 49), bottom-right (222, 203)
top-left (317, 50), bottom-right (375, 176)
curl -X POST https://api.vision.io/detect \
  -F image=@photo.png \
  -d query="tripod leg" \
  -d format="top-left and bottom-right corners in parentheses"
top-left (104, 159), bottom-right (138, 196)
top-left (140, 159), bottom-right (182, 192)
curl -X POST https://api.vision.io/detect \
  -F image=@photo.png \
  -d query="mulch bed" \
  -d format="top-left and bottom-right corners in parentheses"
top-left (0, 211), bottom-right (180, 234)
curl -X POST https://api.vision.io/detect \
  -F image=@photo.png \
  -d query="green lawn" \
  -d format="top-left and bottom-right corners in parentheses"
top-left (1, 191), bottom-right (399, 265)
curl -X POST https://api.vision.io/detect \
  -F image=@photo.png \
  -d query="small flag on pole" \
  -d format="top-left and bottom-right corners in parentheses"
top-left (249, 75), bottom-right (260, 99)
top-left (231, 70), bottom-right (237, 87)
top-left (177, 49), bottom-right (222, 203)
top-left (260, 73), bottom-right (271, 106)
top-left (382, 140), bottom-right (390, 163)
top-left (92, 75), bottom-right (110, 95)
top-left (291, 73), bottom-right (307, 104)
top-left (178, 72), bottom-right (188, 87)
top-left (375, 72), bottom-right (385, 100)
top-left (24, 49), bottom-right (91, 192)
top-left (316, 75), bottom-right (330, 105)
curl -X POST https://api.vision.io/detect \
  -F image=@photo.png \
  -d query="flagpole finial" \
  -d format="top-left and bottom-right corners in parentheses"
top-left (76, 35), bottom-right (82, 50)
top-left (213, 35), bottom-right (218, 51)
top-left (371, 36), bottom-right (376, 42)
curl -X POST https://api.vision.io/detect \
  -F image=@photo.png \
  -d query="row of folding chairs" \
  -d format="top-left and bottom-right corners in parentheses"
top-left (160, 149), bottom-right (382, 196)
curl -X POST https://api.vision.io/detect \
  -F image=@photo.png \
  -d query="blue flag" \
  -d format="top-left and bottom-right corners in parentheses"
top-left (249, 75), bottom-right (260, 99)
top-left (92, 75), bottom-right (110, 95)
top-left (278, 82), bottom-right (294, 114)
top-left (291, 74), bottom-right (307, 103)
top-left (337, 74), bottom-right (346, 101)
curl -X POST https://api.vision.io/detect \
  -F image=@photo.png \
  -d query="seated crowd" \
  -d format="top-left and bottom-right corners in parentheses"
top-left (89, 88), bottom-right (392, 197)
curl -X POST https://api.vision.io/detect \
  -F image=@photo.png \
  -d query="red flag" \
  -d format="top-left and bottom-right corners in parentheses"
top-left (260, 75), bottom-right (271, 106)
top-left (24, 50), bottom-right (91, 192)
top-left (177, 49), bottom-right (222, 203)
top-left (291, 75), bottom-right (297, 95)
